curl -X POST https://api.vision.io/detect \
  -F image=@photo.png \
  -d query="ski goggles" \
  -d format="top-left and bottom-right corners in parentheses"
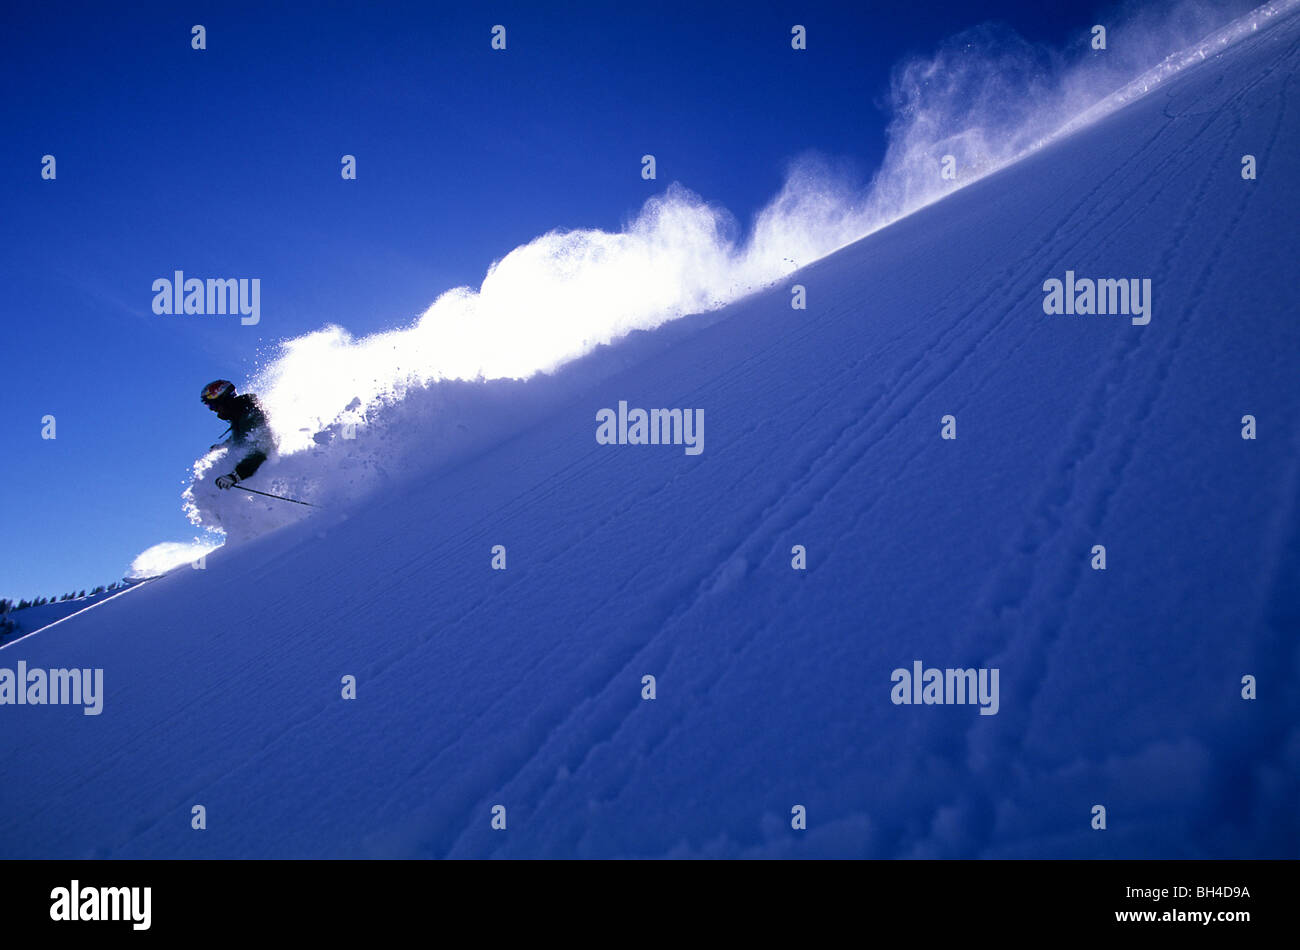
top-left (201, 381), bottom-right (235, 405)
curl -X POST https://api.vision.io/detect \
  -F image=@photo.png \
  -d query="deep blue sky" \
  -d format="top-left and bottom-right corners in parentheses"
top-left (2, 0), bottom-right (1109, 600)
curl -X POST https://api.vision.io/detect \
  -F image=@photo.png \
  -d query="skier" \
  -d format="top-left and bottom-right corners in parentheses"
top-left (200, 380), bottom-right (272, 489)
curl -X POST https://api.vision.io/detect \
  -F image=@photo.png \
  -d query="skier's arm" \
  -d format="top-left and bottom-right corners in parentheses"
top-left (215, 396), bottom-right (274, 486)
top-left (229, 418), bottom-right (272, 481)
top-left (215, 449), bottom-right (267, 489)
top-left (234, 450), bottom-right (267, 481)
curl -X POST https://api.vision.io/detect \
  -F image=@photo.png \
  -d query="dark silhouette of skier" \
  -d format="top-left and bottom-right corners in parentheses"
top-left (200, 380), bottom-right (272, 489)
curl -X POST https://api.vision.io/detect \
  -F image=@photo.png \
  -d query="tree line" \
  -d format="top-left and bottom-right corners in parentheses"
top-left (1, 580), bottom-right (128, 614)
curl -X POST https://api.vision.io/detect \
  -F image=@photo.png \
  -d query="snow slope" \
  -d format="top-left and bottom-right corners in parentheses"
top-left (2, 10), bottom-right (1298, 859)
top-left (0, 582), bottom-right (147, 645)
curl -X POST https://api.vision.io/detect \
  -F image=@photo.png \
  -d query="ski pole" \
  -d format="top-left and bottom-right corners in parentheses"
top-left (208, 427), bottom-right (232, 451)
top-left (233, 484), bottom-right (319, 507)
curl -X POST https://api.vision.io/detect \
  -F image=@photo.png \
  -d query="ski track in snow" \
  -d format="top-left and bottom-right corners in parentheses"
top-left (942, 28), bottom-right (1300, 858)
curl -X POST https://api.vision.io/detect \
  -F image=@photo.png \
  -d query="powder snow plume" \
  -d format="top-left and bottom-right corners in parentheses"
top-left (127, 540), bottom-right (221, 579)
top-left (171, 0), bottom-right (1296, 545)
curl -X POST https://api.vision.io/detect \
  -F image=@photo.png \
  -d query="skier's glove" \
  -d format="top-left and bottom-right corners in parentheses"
top-left (215, 473), bottom-right (240, 490)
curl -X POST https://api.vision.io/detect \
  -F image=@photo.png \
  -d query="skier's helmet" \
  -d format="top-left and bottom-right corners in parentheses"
top-left (201, 379), bottom-right (236, 406)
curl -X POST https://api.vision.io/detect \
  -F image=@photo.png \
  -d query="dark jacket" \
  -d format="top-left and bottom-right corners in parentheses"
top-left (214, 393), bottom-right (272, 480)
